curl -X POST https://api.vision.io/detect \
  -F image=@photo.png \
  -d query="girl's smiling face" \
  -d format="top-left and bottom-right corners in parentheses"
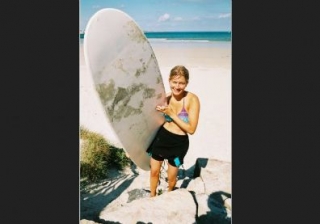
top-left (169, 75), bottom-right (188, 96)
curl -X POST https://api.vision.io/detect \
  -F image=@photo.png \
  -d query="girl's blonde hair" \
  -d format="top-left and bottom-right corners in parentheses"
top-left (169, 65), bottom-right (189, 83)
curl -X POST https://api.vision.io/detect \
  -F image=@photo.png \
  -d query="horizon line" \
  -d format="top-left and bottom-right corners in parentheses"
top-left (79, 30), bottom-right (231, 34)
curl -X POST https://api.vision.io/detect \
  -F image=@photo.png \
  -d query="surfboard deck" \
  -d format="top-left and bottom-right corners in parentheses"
top-left (83, 8), bottom-right (166, 171)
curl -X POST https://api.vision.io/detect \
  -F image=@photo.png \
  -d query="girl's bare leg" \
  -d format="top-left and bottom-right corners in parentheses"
top-left (167, 163), bottom-right (179, 192)
top-left (150, 158), bottom-right (163, 197)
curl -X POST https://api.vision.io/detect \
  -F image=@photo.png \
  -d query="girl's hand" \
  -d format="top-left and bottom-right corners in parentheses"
top-left (156, 105), bottom-right (166, 112)
top-left (156, 105), bottom-right (172, 115)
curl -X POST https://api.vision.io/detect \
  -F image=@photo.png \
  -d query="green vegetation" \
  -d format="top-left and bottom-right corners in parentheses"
top-left (80, 126), bottom-right (132, 184)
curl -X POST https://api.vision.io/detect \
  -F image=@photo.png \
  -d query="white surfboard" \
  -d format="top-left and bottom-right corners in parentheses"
top-left (84, 8), bottom-right (166, 171)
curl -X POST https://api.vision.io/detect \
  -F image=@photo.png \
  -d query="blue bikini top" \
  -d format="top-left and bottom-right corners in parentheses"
top-left (164, 96), bottom-right (189, 123)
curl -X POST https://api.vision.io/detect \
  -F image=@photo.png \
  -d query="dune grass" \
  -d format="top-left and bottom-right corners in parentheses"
top-left (80, 126), bottom-right (131, 184)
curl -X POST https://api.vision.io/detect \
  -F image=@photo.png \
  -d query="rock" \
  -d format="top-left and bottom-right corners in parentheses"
top-left (196, 193), bottom-right (213, 218)
top-left (127, 188), bottom-right (150, 203)
top-left (196, 193), bottom-right (231, 224)
top-left (81, 157), bottom-right (232, 223)
top-left (99, 189), bottom-right (197, 224)
top-left (79, 219), bottom-right (100, 224)
top-left (224, 198), bottom-right (232, 211)
top-left (187, 177), bottom-right (205, 194)
top-left (194, 158), bottom-right (231, 194)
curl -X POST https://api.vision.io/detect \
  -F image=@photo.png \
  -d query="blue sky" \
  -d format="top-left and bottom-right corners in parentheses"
top-left (79, 0), bottom-right (231, 32)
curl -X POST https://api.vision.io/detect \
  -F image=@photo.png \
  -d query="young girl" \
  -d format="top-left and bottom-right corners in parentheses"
top-left (148, 65), bottom-right (200, 197)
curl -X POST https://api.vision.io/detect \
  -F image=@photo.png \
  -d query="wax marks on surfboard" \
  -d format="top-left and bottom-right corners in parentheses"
top-left (125, 20), bottom-right (148, 44)
top-left (96, 80), bottom-right (164, 122)
top-left (94, 43), bottom-right (164, 123)
top-left (93, 18), bottom-right (165, 124)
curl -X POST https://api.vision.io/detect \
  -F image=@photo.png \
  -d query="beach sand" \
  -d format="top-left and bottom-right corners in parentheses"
top-left (79, 41), bottom-right (231, 170)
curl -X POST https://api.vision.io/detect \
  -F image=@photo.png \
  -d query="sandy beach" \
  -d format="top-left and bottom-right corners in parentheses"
top-left (79, 40), bottom-right (231, 170)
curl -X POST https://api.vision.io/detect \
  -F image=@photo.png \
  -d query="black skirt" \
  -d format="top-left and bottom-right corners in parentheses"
top-left (147, 125), bottom-right (189, 160)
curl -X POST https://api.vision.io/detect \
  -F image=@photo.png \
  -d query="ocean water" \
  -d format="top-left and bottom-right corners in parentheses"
top-left (145, 31), bottom-right (230, 41)
top-left (79, 31), bottom-right (231, 48)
